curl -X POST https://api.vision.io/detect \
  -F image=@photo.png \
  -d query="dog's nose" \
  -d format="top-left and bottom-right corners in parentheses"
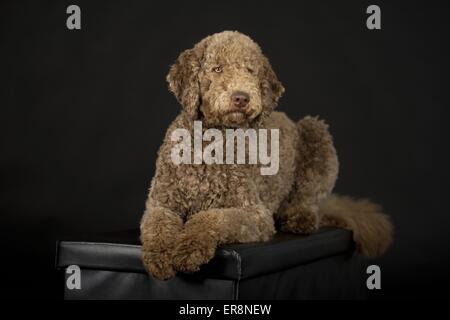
top-left (231, 91), bottom-right (250, 108)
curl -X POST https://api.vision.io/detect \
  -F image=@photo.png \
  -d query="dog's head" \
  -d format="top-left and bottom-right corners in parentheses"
top-left (167, 31), bottom-right (284, 127)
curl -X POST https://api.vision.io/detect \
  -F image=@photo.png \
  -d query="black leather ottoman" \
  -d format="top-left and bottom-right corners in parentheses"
top-left (55, 228), bottom-right (368, 300)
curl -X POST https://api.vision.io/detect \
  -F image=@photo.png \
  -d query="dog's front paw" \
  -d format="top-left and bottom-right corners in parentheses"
top-left (172, 230), bottom-right (218, 273)
top-left (142, 246), bottom-right (177, 280)
top-left (280, 208), bottom-right (319, 234)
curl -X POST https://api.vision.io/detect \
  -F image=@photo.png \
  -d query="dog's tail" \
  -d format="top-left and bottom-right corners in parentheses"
top-left (319, 194), bottom-right (393, 257)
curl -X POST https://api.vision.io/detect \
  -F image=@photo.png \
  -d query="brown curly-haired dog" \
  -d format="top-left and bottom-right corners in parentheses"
top-left (140, 31), bottom-right (393, 279)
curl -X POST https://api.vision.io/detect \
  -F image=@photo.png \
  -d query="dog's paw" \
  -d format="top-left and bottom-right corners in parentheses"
top-left (172, 230), bottom-right (218, 273)
top-left (142, 248), bottom-right (177, 280)
top-left (280, 209), bottom-right (319, 234)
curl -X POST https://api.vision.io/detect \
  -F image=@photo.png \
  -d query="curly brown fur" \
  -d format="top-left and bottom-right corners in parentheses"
top-left (173, 205), bottom-right (275, 272)
top-left (276, 116), bottom-right (339, 234)
top-left (319, 194), bottom-right (394, 257)
top-left (140, 31), bottom-right (393, 279)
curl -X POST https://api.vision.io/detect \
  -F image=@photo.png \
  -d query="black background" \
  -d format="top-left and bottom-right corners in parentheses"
top-left (1, 0), bottom-right (449, 299)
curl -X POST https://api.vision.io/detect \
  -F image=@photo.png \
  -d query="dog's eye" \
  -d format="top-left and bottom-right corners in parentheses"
top-left (213, 66), bottom-right (223, 73)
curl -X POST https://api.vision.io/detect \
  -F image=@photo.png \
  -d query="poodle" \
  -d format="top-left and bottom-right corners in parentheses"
top-left (140, 31), bottom-right (393, 280)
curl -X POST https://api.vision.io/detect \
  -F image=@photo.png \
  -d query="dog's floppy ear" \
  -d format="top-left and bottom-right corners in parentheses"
top-left (261, 56), bottom-right (285, 111)
top-left (166, 46), bottom-right (203, 119)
